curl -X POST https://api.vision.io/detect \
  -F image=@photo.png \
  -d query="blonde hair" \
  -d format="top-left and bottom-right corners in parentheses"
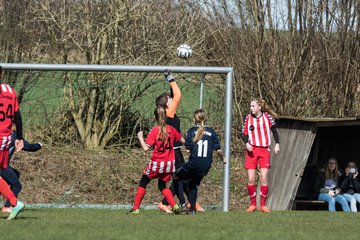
top-left (154, 107), bottom-right (168, 143)
top-left (193, 109), bottom-right (207, 142)
top-left (325, 158), bottom-right (339, 182)
top-left (251, 98), bottom-right (279, 119)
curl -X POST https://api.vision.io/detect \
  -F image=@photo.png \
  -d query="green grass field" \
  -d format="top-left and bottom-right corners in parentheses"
top-left (1, 208), bottom-right (359, 240)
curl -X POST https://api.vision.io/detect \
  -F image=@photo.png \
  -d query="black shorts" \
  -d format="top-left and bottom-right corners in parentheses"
top-left (174, 148), bottom-right (185, 170)
top-left (175, 166), bottom-right (203, 186)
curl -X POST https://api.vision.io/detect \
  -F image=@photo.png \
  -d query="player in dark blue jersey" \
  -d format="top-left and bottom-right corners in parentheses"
top-left (174, 109), bottom-right (227, 214)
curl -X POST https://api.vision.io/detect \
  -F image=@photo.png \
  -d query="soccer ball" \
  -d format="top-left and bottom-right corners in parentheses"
top-left (176, 44), bottom-right (192, 59)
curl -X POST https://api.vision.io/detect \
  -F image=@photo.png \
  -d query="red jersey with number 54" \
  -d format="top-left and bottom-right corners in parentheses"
top-left (0, 84), bottom-right (19, 137)
top-left (145, 125), bottom-right (182, 174)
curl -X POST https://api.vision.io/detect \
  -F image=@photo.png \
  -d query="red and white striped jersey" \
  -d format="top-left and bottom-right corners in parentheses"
top-left (242, 112), bottom-right (275, 147)
top-left (0, 84), bottom-right (19, 137)
top-left (144, 125), bottom-right (182, 174)
top-left (0, 135), bottom-right (11, 151)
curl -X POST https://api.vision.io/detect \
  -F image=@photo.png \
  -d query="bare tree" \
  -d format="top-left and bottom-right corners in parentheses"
top-left (25, 0), bottom-right (207, 149)
top-left (3, 0), bottom-right (359, 148)
top-left (194, 0), bottom-right (360, 125)
top-left (0, 0), bottom-right (46, 104)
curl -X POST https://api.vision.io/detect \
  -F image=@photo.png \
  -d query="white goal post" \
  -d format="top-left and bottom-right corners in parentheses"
top-left (1, 63), bottom-right (234, 212)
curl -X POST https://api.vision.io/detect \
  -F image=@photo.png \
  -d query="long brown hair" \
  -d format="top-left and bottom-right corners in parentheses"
top-left (155, 93), bottom-right (170, 109)
top-left (251, 98), bottom-right (279, 119)
top-left (193, 109), bottom-right (207, 142)
top-left (154, 106), bottom-right (168, 143)
top-left (325, 158), bottom-right (339, 181)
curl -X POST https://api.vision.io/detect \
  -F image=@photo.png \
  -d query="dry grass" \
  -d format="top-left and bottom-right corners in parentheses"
top-left (8, 145), bottom-right (250, 209)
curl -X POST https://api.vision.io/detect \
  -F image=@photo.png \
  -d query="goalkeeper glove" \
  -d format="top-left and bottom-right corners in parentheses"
top-left (164, 69), bottom-right (175, 82)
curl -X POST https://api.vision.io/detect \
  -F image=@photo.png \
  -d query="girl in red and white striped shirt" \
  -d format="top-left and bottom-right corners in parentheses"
top-left (128, 107), bottom-right (185, 214)
top-left (241, 98), bottom-right (280, 212)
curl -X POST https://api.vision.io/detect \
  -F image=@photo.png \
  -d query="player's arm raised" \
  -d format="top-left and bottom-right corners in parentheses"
top-left (164, 69), bottom-right (181, 118)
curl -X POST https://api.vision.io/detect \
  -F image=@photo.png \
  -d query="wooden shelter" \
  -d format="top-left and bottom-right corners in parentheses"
top-left (266, 117), bottom-right (360, 210)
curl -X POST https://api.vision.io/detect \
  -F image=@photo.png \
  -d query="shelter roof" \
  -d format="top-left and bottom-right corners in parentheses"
top-left (279, 116), bottom-right (360, 127)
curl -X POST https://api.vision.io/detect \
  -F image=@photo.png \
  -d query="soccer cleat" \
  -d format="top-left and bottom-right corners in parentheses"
top-left (260, 206), bottom-right (271, 213)
top-left (7, 200), bottom-right (25, 220)
top-left (186, 209), bottom-right (197, 215)
top-left (1, 207), bottom-right (11, 213)
top-left (172, 204), bottom-right (181, 215)
top-left (195, 203), bottom-right (205, 212)
top-left (175, 203), bottom-right (188, 214)
top-left (127, 209), bottom-right (140, 214)
top-left (158, 203), bottom-right (172, 214)
top-left (187, 202), bottom-right (204, 212)
top-left (246, 205), bottom-right (257, 212)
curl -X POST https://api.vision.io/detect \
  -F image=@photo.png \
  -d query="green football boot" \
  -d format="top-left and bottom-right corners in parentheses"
top-left (7, 200), bottom-right (25, 220)
top-left (172, 204), bottom-right (181, 215)
top-left (127, 209), bottom-right (140, 214)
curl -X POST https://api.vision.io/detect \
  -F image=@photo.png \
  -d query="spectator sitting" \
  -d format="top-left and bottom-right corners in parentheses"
top-left (313, 158), bottom-right (350, 212)
top-left (339, 161), bottom-right (360, 212)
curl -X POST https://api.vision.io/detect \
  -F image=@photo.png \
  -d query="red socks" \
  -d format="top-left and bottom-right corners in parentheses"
top-left (0, 177), bottom-right (17, 206)
top-left (260, 185), bottom-right (269, 206)
top-left (161, 188), bottom-right (176, 208)
top-left (133, 187), bottom-right (176, 210)
top-left (133, 187), bottom-right (146, 210)
top-left (247, 185), bottom-right (256, 206)
top-left (248, 185), bottom-right (269, 206)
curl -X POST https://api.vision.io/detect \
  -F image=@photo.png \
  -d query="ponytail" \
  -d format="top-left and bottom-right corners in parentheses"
top-left (154, 107), bottom-right (168, 143)
top-left (252, 98), bottom-right (279, 119)
top-left (193, 109), bottom-right (207, 143)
